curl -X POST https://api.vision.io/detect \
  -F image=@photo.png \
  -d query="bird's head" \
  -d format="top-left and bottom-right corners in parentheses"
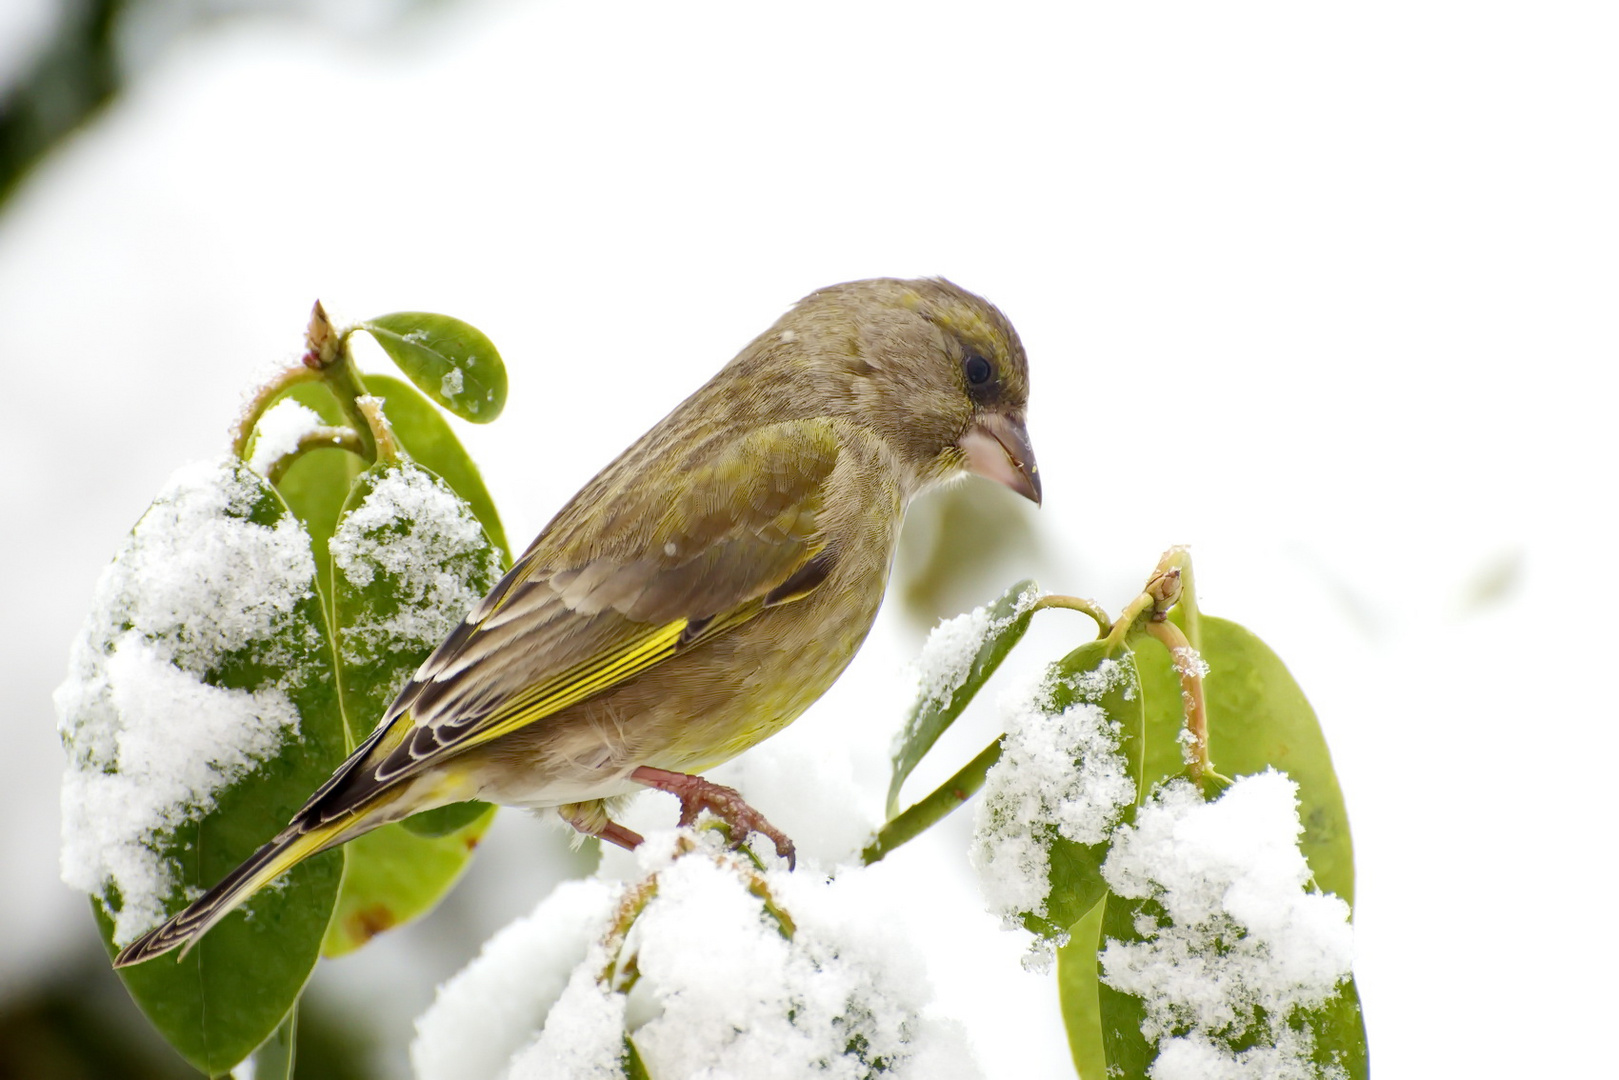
top-left (767, 277), bottom-right (1040, 505)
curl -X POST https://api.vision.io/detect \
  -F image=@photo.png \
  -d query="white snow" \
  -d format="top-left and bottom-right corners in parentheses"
top-left (970, 659), bottom-right (1137, 969)
top-left (54, 457), bottom-right (319, 945)
top-left (246, 398), bottom-right (325, 477)
top-left (507, 941), bottom-right (631, 1080)
top-left (441, 367), bottom-right (465, 399)
top-left (412, 879), bottom-right (623, 1080)
top-left (1099, 772), bottom-right (1355, 1079)
top-left (328, 461), bottom-right (502, 667)
top-left (421, 831), bottom-right (978, 1080)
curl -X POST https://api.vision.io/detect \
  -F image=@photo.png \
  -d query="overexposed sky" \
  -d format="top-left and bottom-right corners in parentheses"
top-left (3, 1), bottom-right (1615, 1076)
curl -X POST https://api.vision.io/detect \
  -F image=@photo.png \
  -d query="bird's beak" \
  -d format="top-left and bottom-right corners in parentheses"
top-left (959, 412), bottom-right (1041, 505)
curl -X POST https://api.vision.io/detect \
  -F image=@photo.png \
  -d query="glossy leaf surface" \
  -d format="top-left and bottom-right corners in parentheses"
top-left (359, 312), bottom-right (507, 423)
top-left (359, 373), bottom-right (511, 563)
top-left (1057, 900), bottom-right (1108, 1080)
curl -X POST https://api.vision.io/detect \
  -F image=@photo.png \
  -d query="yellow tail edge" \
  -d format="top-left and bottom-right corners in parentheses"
top-left (111, 818), bottom-right (347, 969)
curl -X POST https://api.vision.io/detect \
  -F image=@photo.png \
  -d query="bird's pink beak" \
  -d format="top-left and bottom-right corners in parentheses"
top-left (960, 413), bottom-right (1041, 505)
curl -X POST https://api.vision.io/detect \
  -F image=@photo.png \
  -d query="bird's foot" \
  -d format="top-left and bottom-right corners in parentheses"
top-left (631, 766), bottom-right (797, 868)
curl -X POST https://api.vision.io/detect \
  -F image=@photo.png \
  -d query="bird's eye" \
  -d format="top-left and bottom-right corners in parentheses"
top-left (965, 354), bottom-right (993, 386)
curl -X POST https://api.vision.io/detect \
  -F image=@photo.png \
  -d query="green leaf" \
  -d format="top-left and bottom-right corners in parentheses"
top-left (1014, 638), bottom-right (1144, 941)
top-left (269, 382), bottom-right (366, 609)
top-left (1095, 889), bottom-right (1160, 1080)
top-left (1137, 614), bottom-right (1355, 904)
top-left (250, 1006), bottom-right (299, 1080)
top-left (886, 580), bottom-right (1040, 818)
top-left (88, 464), bottom-right (346, 1075)
top-left (1056, 900), bottom-right (1108, 1080)
top-left (359, 312), bottom-right (507, 424)
top-left (322, 460), bottom-right (504, 957)
top-left (401, 798), bottom-right (494, 838)
top-left (625, 1036), bottom-right (653, 1080)
top-left (320, 813), bottom-right (490, 957)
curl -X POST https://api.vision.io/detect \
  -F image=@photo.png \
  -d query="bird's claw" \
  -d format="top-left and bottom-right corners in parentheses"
top-left (631, 766), bottom-right (797, 868)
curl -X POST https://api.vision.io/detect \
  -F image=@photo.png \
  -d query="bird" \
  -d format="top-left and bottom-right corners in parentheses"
top-left (113, 276), bottom-right (1040, 967)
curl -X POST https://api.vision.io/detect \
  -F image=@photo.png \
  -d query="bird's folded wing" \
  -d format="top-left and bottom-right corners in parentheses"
top-left (310, 418), bottom-right (844, 817)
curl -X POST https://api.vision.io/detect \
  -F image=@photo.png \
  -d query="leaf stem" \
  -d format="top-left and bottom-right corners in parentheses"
top-left (863, 738), bottom-right (1002, 865)
top-left (1144, 618), bottom-right (1211, 781)
top-left (1033, 594), bottom-right (1113, 637)
top-left (299, 299), bottom-right (400, 464)
top-left (353, 394), bottom-right (401, 464)
top-left (230, 365), bottom-right (321, 460)
top-left (321, 347), bottom-right (382, 463)
top-left (263, 427), bottom-right (366, 485)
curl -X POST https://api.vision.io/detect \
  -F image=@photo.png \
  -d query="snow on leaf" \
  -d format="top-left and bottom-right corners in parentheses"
top-left (328, 461), bottom-right (501, 669)
top-left (55, 458), bottom-right (318, 945)
top-left (1099, 772), bottom-right (1356, 1078)
top-left (971, 657), bottom-right (1136, 964)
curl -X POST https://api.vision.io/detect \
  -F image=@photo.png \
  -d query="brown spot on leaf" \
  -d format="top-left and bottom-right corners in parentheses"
top-left (346, 904), bottom-right (398, 945)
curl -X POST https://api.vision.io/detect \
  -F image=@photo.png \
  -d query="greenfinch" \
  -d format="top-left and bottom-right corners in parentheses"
top-left (114, 276), bottom-right (1039, 967)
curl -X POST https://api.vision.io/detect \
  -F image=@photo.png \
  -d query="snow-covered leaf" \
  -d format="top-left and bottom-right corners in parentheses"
top-left (58, 458), bottom-right (346, 1075)
top-left (1096, 775), bottom-right (1366, 1080)
top-left (972, 638), bottom-right (1143, 968)
top-left (361, 372), bottom-right (511, 562)
top-left (886, 580), bottom-right (1040, 818)
top-left (321, 460), bottom-right (504, 956)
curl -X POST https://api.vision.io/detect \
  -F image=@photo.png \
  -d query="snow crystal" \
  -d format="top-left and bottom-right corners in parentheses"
top-left (1169, 645), bottom-right (1210, 680)
top-left (1099, 772), bottom-right (1355, 1079)
top-left (328, 462), bottom-right (501, 666)
top-left (432, 834), bottom-right (977, 1080)
top-left (247, 398), bottom-right (325, 477)
top-left (55, 458), bottom-right (318, 945)
top-left (970, 660), bottom-right (1137, 968)
top-left (441, 367), bottom-right (465, 399)
top-left (412, 879), bottom-right (622, 1080)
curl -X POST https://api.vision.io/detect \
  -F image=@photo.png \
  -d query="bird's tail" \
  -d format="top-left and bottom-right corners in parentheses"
top-left (110, 812), bottom-right (359, 968)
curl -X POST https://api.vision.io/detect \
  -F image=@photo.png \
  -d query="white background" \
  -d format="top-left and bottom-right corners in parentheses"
top-left (2, 1), bottom-right (1614, 1076)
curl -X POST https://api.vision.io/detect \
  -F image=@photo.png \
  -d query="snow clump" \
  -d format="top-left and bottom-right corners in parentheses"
top-left (971, 658), bottom-right (1138, 969)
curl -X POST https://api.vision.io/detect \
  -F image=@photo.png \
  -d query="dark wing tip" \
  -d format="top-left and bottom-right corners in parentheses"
top-left (112, 921), bottom-right (189, 968)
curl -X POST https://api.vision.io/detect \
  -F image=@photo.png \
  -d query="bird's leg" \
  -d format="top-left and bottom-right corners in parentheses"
top-left (631, 766), bottom-right (797, 868)
top-left (592, 820), bottom-right (646, 852)
top-left (560, 803), bottom-right (645, 852)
